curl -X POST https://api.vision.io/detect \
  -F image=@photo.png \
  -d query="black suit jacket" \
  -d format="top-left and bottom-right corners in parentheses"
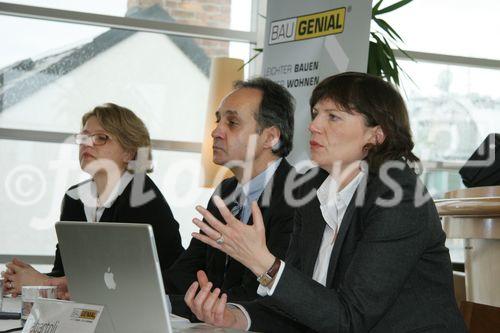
top-left (49, 173), bottom-right (184, 289)
top-left (243, 164), bottom-right (467, 333)
top-left (167, 159), bottom-right (297, 318)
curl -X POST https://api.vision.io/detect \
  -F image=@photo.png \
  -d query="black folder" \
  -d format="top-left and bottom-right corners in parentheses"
top-left (459, 133), bottom-right (500, 187)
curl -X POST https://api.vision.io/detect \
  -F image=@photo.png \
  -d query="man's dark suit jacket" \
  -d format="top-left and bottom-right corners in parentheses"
top-left (243, 163), bottom-right (467, 333)
top-left (49, 173), bottom-right (184, 289)
top-left (166, 159), bottom-right (296, 318)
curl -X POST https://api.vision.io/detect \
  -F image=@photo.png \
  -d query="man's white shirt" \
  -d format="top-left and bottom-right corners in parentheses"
top-left (237, 158), bottom-right (282, 224)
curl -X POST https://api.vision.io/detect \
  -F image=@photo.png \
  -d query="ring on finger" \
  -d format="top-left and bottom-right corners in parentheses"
top-left (215, 235), bottom-right (224, 245)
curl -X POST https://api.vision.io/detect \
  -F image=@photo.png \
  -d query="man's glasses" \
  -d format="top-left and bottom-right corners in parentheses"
top-left (74, 133), bottom-right (110, 146)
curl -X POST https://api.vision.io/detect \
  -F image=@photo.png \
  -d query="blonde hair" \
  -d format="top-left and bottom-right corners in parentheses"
top-left (82, 103), bottom-right (153, 173)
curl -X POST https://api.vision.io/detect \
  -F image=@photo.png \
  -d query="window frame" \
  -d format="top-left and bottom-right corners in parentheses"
top-left (0, 0), bottom-right (258, 264)
top-left (1, 0), bottom-right (499, 264)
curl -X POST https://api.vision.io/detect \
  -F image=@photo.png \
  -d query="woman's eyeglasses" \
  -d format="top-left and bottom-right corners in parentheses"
top-left (74, 133), bottom-right (110, 146)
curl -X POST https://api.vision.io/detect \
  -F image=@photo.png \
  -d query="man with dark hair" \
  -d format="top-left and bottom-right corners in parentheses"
top-left (182, 72), bottom-right (467, 333)
top-left (166, 77), bottom-right (297, 320)
top-left (233, 78), bottom-right (294, 158)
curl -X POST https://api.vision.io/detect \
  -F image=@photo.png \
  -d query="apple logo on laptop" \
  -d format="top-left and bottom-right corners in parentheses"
top-left (104, 267), bottom-right (117, 290)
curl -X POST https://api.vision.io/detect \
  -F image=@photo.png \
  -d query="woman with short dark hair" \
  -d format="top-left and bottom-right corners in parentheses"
top-left (182, 73), bottom-right (466, 332)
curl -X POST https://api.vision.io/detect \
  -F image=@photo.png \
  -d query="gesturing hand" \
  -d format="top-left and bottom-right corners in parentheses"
top-left (184, 271), bottom-right (247, 330)
top-left (192, 196), bottom-right (275, 276)
top-left (2, 258), bottom-right (50, 297)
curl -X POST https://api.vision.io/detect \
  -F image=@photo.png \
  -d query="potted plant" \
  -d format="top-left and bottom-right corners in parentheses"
top-left (369, 0), bottom-right (414, 85)
top-left (242, 0), bottom-right (414, 86)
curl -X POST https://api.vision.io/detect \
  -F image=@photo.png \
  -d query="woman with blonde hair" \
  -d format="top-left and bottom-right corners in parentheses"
top-left (3, 103), bottom-right (183, 298)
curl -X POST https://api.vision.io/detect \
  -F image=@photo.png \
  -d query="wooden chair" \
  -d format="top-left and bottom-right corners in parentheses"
top-left (460, 301), bottom-right (500, 333)
top-left (453, 271), bottom-right (466, 306)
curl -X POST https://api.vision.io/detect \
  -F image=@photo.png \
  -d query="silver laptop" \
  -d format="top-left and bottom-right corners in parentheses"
top-left (56, 222), bottom-right (172, 333)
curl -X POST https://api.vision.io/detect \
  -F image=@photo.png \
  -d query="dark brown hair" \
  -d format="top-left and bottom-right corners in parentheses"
top-left (234, 78), bottom-right (295, 157)
top-left (310, 72), bottom-right (419, 169)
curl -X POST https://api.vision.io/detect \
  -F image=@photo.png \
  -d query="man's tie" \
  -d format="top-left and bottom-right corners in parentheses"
top-left (228, 200), bottom-right (242, 220)
top-left (223, 199), bottom-right (243, 281)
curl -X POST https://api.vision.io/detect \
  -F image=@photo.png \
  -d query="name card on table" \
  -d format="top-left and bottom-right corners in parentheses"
top-left (23, 298), bottom-right (103, 333)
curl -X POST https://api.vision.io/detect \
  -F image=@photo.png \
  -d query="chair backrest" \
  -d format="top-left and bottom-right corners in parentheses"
top-left (453, 271), bottom-right (466, 307)
top-left (460, 301), bottom-right (500, 333)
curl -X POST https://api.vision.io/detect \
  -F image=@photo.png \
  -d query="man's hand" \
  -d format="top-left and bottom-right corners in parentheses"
top-left (2, 258), bottom-right (50, 297)
top-left (184, 270), bottom-right (248, 330)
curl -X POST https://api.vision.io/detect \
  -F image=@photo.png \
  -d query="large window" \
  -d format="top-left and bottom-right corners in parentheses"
top-left (0, 0), bottom-right (254, 31)
top-left (0, 140), bottom-right (214, 256)
top-left (401, 61), bottom-right (500, 167)
top-left (383, 1), bottom-right (500, 199)
top-left (381, 0), bottom-right (500, 263)
top-left (1, 0), bottom-right (498, 267)
top-left (381, 0), bottom-right (500, 60)
top-left (0, 16), bottom-right (216, 142)
top-left (0, 140), bottom-right (80, 256)
top-left (0, 0), bottom-right (256, 268)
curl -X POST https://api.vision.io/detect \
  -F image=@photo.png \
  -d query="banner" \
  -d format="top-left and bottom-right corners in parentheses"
top-left (262, 0), bottom-right (372, 164)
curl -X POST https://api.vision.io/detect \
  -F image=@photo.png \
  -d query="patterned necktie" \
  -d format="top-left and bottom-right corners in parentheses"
top-left (223, 198), bottom-right (243, 280)
top-left (228, 200), bottom-right (242, 220)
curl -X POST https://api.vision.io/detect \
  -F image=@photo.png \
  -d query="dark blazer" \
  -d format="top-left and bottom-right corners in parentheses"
top-left (243, 164), bottom-right (467, 333)
top-left (166, 159), bottom-right (297, 318)
top-left (49, 173), bottom-right (184, 289)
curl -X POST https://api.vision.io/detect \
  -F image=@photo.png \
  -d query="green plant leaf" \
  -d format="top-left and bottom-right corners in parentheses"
top-left (374, 18), bottom-right (404, 42)
top-left (242, 0), bottom-right (414, 87)
top-left (238, 49), bottom-right (264, 71)
top-left (395, 45), bottom-right (415, 61)
top-left (370, 0), bottom-right (414, 85)
top-left (374, 41), bottom-right (391, 78)
top-left (381, 35), bottom-right (399, 71)
top-left (372, 0), bottom-right (384, 16)
top-left (373, 18), bottom-right (395, 40)
top-left (371, 33), bottom-right (400, 84)
top-left (377, 0), bottom-right (413, 15)
top-left (368, 41), bottom-right (383, 77)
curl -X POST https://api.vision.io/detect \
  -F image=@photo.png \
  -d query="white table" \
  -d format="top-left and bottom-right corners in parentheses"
top-left (0, 297), bottom-right (22, 332)
top-left (436, 185), bottom-right (500, 307)
top-left (1, 297), bottom-right (248, 332)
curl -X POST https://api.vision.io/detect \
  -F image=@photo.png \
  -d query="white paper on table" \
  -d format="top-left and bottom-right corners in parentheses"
top-left (22, 298), bottom-right (103, 333)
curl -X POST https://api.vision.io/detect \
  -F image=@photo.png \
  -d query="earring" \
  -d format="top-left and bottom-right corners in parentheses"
top-left (271, 140), bottom-right (282, 152)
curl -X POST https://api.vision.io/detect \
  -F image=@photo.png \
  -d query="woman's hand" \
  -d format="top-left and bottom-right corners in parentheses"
top-left (2, 258), bottom-right (50, 297)
top-left (46, 276), bottom-right (71, 300)
top-left (192, 196), bottom-right (276, 277)
top-left (184, 271), bottom-right (248, 330)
